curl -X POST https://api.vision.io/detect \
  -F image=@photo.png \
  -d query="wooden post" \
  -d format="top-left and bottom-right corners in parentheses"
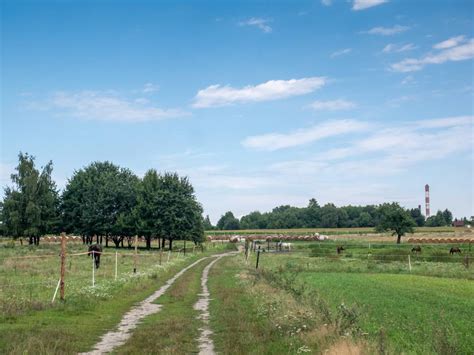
top-left (60, 232), bottom-right (66, 301)
top-left (92, 251), bottom-right (95, 287)
top-left (256, 246), bottom-right (261, 269)
top-left (115, 251), bottom-right (118, 281)
top-left (159, 248), bottom-right (163, 266)
top-left (133, 235), bottom-right (138, 273)
top-left (408, 254), bottom-right (412, 272)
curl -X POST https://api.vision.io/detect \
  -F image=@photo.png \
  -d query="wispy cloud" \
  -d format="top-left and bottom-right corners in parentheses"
top-left (31, 91), bottom-right (189, 122)
top-left (433, 35), bottom-right (465, 49)
top-left (142, 83), bottom-right (159, 93)
top-left (193, 77), bottom-right (327, 108)
top-left (382, 43), bottom-right (417, 53)
top-left (269, 115), bottom-right (472, 176)
top-left (321, 0), bottom-right (333, 6)
top-left (330, 48), bottom-right (352, 58)
top-left (238, 17), bottom-right (272, 33)
top-left (391, 37), bottom-right (474, 72)
top-left (308, 99), bottom-right (356, 111)
top-left (241, 119), bottom-right (369, 151)
top-left (353, 0), bottom-right (388, 11)
top-left (363, 25), bottom-right (409, 36)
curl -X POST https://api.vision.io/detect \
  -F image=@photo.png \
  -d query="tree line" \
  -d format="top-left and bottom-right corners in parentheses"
top-left (212, 198), bottom-right (457, 230)
top-left (0, 153), bottom-right (205, 249)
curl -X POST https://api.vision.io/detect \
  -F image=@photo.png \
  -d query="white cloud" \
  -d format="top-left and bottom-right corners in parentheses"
top-left (330, 48), bottom-right (352, 58)
top-left (238, 18), bottom-right (272, 33)
top-left (363, 25), bottom-right (409, 36)
top-left (308, 99), bottom-right (356, 111)
top-left (353, 0), bottom-right (388, 10)
top-left (38, 91), bottom-right (189, 122)
top-left (433, 35), bottom-right (466, 49)
top-left (401, 75), bottom-right (415, 85)
top-left (142, 83), bottom-right (159, 93)
top-left (193, 77), bottom-right (327, 108)
top-left (321, 0), bottom-right (333, 6)
top-left (241, 119), bottom-right (369, 151)
top-left (382, 43), bottom-right (416, 53)
top-left (391, 38), bottom-right (474, 72)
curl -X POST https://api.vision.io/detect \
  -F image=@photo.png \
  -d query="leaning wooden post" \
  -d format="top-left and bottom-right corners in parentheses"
top-left (115, 251), bottom-right (118, 281)
top-left (60, 232), bottom-right (66, 301)
top-left (256, 246), bottom-right (261, 269)
top-left (133, 235), bottom-right (138, 273)
top-left (92, 250), bottom-right (95, 287)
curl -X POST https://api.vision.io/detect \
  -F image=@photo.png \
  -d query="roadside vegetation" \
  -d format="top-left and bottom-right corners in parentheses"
top-left (0, 242), bottom-right (233, 354)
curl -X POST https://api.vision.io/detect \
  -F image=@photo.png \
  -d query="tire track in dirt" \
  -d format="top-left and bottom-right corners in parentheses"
top-left (194, 252), bottom-right (238, 355)
top-left (81, 257), bottom-right (210, 355)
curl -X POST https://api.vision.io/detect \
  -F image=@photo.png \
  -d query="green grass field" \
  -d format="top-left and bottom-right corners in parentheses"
top-left (248, 241), bottom-right (474, 354)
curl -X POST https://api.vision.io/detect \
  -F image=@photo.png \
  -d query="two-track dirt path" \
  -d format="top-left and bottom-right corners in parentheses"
top-left (194, 252), bottom-right (237, 355)
top-left (82, 251), bottom-right (236, 354)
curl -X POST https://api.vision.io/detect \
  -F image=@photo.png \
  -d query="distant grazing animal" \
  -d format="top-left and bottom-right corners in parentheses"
top-left (277, 241), bottom-right (292, 251)
top-left (88, 244), bottom-right (103, 269)
top-left (336, 246), bottom-right (345, 255)
top-left (449, 247), bottom-right (461, 255)
top-left (411, 246), bottom-right (422, 254)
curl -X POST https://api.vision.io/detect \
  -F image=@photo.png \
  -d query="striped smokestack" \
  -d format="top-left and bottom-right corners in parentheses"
top-left (425, 184), bottom-right (430, 217)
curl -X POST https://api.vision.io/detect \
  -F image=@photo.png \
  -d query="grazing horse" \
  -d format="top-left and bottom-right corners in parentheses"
top-left (277, 241), bottom-right (292, 251)
top-left (336, 246), bottom-right (345, 255)
top-left (449, 247), bottom-right (461, 255)
top-left (411, 246), bottom-right (422, 254)
top-left (88, 244), bottom-right (103, 269)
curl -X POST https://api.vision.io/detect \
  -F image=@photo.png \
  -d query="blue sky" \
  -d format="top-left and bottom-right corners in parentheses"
top-left (1, 0), bottom-right (473, 223)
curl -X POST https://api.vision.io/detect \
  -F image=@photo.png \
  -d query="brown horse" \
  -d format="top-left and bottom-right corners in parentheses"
top-left (88, 244), bottom-right (103, 268)
top-left (449, 247), bottom-right (461, 255)
top-left (337, 246), bottom-right (345, 255)
top-left (411, 246), bottom-right (422, 254)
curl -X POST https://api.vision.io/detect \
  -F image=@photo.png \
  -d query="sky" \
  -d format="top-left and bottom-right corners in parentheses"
top-left (1, 0), bottom-right (473, 223)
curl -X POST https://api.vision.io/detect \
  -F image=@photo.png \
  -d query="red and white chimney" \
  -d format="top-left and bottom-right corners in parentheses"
top-left (425, 184), bottom-right (430, 217)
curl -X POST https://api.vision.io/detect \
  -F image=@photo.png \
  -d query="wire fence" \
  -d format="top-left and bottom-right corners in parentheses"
top-left (0, 237), bottom-right (211, 316)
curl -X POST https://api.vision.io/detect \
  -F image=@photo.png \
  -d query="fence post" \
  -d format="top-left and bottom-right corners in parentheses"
top-left (159, 248), bottom-right (163, 266)
top-left (115, 251), bottom-right (118, 281)
top-left (60, 232), bottom-right (66, 301)
top-left (408, 254), bottom-right (412, 272)
top-left (256, 246), bottom-right (261, 269)
top-left (92, 251), bottom-right (95, 287)
top-left (167, 250), bottom-right (171, 263)
top-left (133, 235), bottom-right (138, 273)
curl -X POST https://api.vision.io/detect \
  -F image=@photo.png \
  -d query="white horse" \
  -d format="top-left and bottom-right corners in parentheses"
top-left (278, 241), bottom-right (292, 251)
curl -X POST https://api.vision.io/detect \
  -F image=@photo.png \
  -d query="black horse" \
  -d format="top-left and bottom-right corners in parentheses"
top-left (449, 247), bottom-right (461, 255)
top-left (411, 246), bottom-right (422, 254)
top-left (88, 244), bottom-right (103, 269)
top-left (336, 246), bottom-right (345, 255)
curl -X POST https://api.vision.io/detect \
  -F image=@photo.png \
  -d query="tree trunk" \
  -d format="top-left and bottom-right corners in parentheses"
top-left (105, 236), bottom-right (109, 247)
top-left (29, 236), bottom-right (34, 245)
top-left (121, 238), bottom-right (124, 248)
top-left (161, 238), bottom-right (165, 249)
top-left (169, 238), bottom-right (173, 251)
top-left (397, 235), bottom-right (401, 244)
top-left (146, 236), bottom-right (151, 250)
top-left (99, 235), bottom-right (103, 244)
top-left (82, 235), bottom-right (86, 244)
top-left (157, 237), bottom-right (161, 250)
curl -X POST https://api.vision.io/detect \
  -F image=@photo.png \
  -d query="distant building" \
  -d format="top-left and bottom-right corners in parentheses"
top-left (452, 220), bottom-right (464, 227)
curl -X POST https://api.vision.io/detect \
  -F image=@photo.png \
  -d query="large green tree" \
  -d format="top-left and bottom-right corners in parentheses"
top-left (1, 153), bottom-right (59, 244)
top-left (61, 161), bottom-right (139, 245)
top-left (376, 203), bottom-right (416, 244)
top-left (217, 211), bottom-right (240, 230)
top-left (153, 172), bottom-right (203, 250)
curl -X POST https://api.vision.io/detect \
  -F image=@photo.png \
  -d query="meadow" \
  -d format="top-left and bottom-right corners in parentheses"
top-left (244, 240), bottom-right (473, 354)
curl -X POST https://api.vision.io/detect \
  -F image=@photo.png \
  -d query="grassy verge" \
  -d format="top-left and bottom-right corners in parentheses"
top-left (255, 251), bottom-right (474, 354)
top-left (208, 255), bottom-right (369, 354)
top-left (0, 244), bottom-right (233, 354)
